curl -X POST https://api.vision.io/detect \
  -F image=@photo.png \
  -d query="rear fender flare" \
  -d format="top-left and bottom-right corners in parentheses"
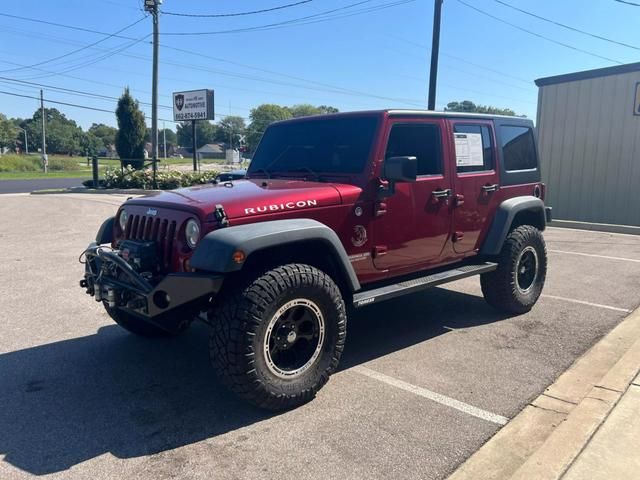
top-left (480, 196), bottom-right (546, 256)
top-left (190, 219), bottom-right (361, 292)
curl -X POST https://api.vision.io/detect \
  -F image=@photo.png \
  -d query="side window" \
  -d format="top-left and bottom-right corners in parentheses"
top-left (500, 126), bottom-right (537, 171)
top-left (385, 123), bottom-right (442, 176)
top-left (453, 124), bottom-right (494, 173)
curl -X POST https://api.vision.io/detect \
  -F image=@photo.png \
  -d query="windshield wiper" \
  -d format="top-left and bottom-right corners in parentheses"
top-left (289, 166), bottom-right (322, 181)
top-left (248, 167), bottom-right (271, 179)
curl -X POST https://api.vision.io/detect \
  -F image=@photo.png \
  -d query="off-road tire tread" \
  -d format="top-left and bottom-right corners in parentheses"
top-left (481, 225), bottom-right (547, 314)
top-left (209, 264), bottom-right (346, 411)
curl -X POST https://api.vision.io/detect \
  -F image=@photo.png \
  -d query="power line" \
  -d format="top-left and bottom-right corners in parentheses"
top-left (20, 35), bottom-right (151, 82)
top-left (162, 0), bottom-right (314, 18)
top-left (493, 0), bottom-right (640, 51)
top-left (161, 0), bottom-right (416, 36)
top-left (0, 76), bottom-right (173, 110)
top-left (455, 0), bottom-right (624, 64)
top-left (613, 0), bottom-right (640, 6)
top-left (0, 16), bottom-right (148, 74)
top-left (0, 11), bottom-right (424, 107)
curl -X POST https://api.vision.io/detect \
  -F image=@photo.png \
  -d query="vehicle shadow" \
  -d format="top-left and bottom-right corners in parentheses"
top-left (0, 287), bottom-right (507, 475)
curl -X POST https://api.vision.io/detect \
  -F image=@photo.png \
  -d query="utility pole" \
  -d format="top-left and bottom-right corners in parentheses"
top-left (427, 0), bottom-right (443, 110)
top-left (40, 89), bottom-right (47, 173)
top-left (191, 120), bottom-right (197, 172)
top-left (162, 120), bottom-right (167, 158)
top-left (144, 0), bottom-right (162, 188)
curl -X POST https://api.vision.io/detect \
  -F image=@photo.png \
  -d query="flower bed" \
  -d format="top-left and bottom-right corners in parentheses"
top-left (83, 167), bottom-right (220, 190)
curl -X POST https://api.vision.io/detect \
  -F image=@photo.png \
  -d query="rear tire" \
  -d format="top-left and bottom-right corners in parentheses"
top-left (104, 305), bottom-right (190, 337)
top-left (481, 225), bottom-right (547, 314)
top-left (208, 264), bottom-right (347, 411)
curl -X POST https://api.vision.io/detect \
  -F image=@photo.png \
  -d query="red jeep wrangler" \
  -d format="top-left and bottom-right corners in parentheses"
top-left (81, 110), bottom-right (552, 410)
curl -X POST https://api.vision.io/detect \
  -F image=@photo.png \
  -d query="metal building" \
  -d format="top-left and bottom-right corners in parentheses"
top-left (535, 62), bottom-right (640, 228)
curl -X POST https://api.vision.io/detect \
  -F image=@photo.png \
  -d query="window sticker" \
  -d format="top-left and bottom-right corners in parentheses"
top-left (454, 133), bottom-right (484, 167)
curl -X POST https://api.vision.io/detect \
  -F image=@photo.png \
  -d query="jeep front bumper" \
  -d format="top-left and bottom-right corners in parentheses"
top-left (80, 242), bottom-right (223, 333)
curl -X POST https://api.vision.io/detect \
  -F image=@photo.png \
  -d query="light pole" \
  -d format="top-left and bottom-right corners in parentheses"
top-left (144, 0), bottom-right (162, 187)
top-left (17, 127), bottom-right (28, 155)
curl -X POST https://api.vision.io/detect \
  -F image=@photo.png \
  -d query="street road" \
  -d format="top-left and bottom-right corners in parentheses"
top-left (0, 177), bottom-right (87, 194)
top-left (1, 193), bottom-right (639, 479)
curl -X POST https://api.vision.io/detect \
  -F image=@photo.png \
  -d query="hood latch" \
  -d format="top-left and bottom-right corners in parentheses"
top-left (214, 204), bottom-right (230, 227)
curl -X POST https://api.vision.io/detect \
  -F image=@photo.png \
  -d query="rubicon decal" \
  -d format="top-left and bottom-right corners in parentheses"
top-left (244, 199), bottom-right (318, 215)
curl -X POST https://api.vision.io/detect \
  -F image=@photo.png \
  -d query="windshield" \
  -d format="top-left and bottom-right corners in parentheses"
top-left (248, 116), bottom-right (379, 176)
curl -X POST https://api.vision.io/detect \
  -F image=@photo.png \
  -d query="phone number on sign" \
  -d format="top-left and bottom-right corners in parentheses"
top-left (175, 112), bottom-right (208, 121)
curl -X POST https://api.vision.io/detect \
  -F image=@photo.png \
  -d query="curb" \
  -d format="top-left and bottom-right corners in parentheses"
top-left (550, 219), bottom-right (640, 236)
top-left (30, 187), bottom-right (156, 195)
top-left (448, 307), bottom-right (640, 480)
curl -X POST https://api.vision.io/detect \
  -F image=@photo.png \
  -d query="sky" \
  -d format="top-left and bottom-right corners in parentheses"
top-left (0, 0), bottom-right (638, 131)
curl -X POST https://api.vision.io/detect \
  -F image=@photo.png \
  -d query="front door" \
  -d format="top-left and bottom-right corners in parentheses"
top-left (449, 120), bottom-right (501, 254)
top-left (373, 119), bottom-right (453, 272)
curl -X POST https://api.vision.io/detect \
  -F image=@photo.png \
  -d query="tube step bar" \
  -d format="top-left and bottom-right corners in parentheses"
top-left (352, 262), bottom-right (497, 308)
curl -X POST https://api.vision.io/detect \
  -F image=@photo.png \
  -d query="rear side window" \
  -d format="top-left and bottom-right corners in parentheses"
top-left (453, 124), bottom-right (494, 173)
top-left (385, 123), bottom-right (442, 176)
top-left (500, 126), bottom-right (537, 171)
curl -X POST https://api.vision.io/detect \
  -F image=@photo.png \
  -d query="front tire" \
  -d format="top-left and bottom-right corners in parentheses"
top-left (209, 264), bottom-right (347, 411)
top-left (481, 225), bottom-right (547, 314)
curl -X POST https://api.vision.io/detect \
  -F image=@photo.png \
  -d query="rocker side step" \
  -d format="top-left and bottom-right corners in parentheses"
top-left (352, 262), bottom-right (497, 308)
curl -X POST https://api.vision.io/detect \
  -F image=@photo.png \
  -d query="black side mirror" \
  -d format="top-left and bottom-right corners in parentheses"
top-left (384, 156), bottom-right (417, 183)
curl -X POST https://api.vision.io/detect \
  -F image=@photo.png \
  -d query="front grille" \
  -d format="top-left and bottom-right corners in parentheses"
top-left (125, 214), bottom-right (177, 270)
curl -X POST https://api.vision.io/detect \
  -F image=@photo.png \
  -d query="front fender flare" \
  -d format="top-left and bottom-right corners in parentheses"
top-left (190, 219), bottom-right (361, 292)
top-left (96, 216), bottom-right (115, 244)
top-left (480, 196), bottom-right (546, 256)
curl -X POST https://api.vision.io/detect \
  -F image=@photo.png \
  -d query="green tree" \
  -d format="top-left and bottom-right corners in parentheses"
top-left (176, 121), bottom-right (217, 149)
top-left (287, 104), bottom-right (339, 117)
top-left (81, 133), bottom-right (104, 156)
top-left (88, 123), bottom-right (117, 148)
top-left (20, 108), bottom-right (84, 155)
top-left (215, 115), bottom-right (246, 147)
top-left (0, 113), bottom-right (17, 153)
top-left (115, 88), bottom-right (146, 161)
top-left (444, 100), bottom-right (522, 117)
top-left (144, 127), bottom-right (177, 145)
top-left (247, 104), bottom-right (292, 151)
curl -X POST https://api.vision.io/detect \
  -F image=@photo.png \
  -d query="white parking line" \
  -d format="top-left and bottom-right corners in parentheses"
top-left (352, 366), bottom-right (509, 425)
top-left (548, 249), bottom-right (640, 264)
top-left (541, 294), bottom-right (632, 313)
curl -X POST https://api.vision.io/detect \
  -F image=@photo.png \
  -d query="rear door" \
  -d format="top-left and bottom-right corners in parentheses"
top-left (373, 118), bottom-right (453, 272)
top-left (448, 120), bottom-right (501, 254)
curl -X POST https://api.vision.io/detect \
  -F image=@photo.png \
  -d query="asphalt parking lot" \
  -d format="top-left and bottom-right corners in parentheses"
top-left (1, 193), bottom-right (640, 480)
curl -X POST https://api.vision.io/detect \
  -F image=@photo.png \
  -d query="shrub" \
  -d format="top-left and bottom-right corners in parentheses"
top-left (48, 157), bottom-right (82, 171)
top-left (83, 167), bottom-right (220, 190)
top-left (0, 155), bottom-right (39, 172)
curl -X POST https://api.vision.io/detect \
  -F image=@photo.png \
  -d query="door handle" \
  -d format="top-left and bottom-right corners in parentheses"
top-left (481, 183), bottom-right (499, 193)
top-left (432, 188), bottom-right (452, 199)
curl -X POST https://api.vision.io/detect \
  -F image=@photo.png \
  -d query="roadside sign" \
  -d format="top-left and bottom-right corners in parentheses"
top-left (172, 89), bottom-right (214, 122)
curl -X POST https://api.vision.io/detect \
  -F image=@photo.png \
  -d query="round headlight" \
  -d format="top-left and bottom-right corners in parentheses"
top-left (119, 209), bottom-right (129, 231)
top-left (185, 219), bottom-right (200, 249)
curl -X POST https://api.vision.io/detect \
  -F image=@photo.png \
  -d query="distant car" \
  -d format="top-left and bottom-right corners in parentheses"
top-left (215, 169), bottom-right (246, 182)
top-left (170, 154), bottom-right (184, 159)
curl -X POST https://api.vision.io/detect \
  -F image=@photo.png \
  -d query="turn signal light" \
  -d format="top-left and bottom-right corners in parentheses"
top-left (232, 250), bottom-right (246, 264)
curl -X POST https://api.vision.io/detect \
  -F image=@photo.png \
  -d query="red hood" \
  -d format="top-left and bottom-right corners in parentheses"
top-left (126, 179), bottom-right (356, 221)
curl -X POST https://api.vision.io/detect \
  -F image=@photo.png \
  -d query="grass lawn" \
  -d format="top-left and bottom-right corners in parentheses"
top-left (0, 171), bottom-right (93, 180)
